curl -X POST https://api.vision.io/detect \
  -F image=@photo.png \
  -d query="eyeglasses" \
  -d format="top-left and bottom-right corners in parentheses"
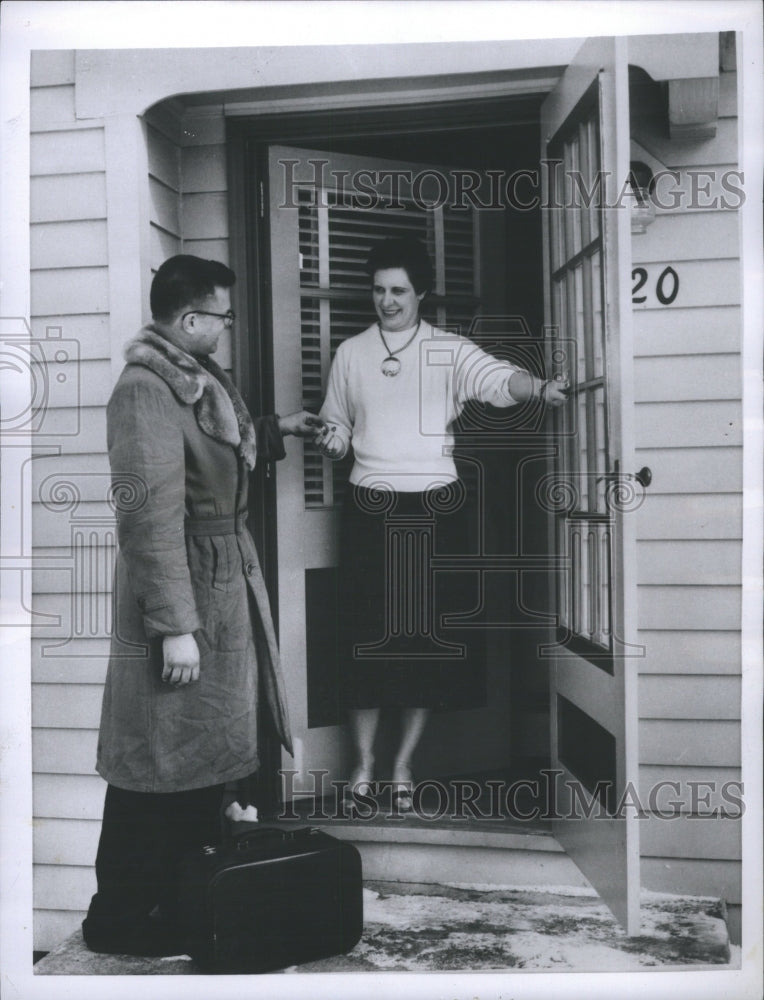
top-left (183, 309), bottom-right (236, 327)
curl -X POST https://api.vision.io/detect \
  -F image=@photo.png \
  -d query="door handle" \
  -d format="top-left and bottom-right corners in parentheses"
top-left (597, 466), bottom-right (652, 488)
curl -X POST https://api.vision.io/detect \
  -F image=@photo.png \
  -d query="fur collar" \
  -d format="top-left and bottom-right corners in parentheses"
top-left (124, 326), bottom-right (257, 469)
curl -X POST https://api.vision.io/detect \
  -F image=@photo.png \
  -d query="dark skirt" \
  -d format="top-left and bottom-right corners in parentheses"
top-left (338, 483), bottom-right (486, 711)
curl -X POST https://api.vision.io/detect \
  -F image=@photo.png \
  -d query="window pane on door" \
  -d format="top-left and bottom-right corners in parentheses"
top-left (549, 105), bottom-right (613, 661)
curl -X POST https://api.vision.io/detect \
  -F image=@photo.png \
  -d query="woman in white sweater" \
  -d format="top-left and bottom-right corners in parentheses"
top-left (316, 237), bottom-right (568, 810)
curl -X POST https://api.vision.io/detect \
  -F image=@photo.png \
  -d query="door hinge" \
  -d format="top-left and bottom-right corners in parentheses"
top-left (259, 180), bottom-right (265, 219)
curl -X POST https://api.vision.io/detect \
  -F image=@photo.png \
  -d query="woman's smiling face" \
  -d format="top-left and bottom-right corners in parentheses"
top-left (372, 268), bottom-right (425, 332)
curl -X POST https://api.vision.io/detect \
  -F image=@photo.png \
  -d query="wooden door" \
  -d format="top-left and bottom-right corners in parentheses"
top-left (266, 144), bottom-right (513, 799)
top-left (540, 38), bottom-right (641, 932)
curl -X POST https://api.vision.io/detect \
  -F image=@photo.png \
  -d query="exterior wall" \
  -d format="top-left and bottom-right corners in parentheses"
top-left (631, 65), bottom-right (743, 941)
top-left (29, 58), bottom-right (233, 951)
top-left (30, 49), bottom-right (112, 952)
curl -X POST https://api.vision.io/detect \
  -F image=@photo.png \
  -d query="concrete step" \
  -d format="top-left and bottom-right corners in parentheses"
top-left (34, 881), bottom-right (735, 975)
top-left (322, 819), bottom-right (590, 888)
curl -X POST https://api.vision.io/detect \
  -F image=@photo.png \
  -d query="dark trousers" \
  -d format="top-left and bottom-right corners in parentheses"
top-left (82, 782), bottom-right (225, 951)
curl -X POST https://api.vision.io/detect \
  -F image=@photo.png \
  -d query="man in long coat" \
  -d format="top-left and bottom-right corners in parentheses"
top-left (82, 255), bottom-right (321, 956)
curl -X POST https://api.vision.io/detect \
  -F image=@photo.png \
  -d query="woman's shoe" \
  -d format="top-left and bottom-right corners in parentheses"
top-left (344, 763), bottom-right (375, 802)
top-left (391, 762), bottom-right (414, 813)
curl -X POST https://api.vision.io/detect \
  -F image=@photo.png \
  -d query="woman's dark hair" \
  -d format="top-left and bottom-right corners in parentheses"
top-left (150, 255), bottom-right (236, 321)
top-left (365, 237), bottom-right (434, 295)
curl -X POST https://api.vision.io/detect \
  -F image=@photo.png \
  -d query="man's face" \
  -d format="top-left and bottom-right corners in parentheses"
top-left (176, 286), bottom-right (233, 357)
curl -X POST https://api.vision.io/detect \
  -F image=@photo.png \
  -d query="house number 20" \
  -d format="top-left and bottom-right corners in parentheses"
top-left (632, 266), bottom-right (679, 305)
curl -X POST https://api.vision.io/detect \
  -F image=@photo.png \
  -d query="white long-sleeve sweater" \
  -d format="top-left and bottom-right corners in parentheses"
top-left (319, 320), bottom-right (525, 492)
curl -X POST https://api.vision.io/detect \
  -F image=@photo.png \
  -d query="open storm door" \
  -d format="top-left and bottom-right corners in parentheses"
top-left (541, 38), bottom-right (641, 933)
top-left (267, 144), bottom-right (510, 798)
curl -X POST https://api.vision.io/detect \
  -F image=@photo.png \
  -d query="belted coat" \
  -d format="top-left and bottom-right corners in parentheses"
top-left (96, 327), bottom-right (293, 793)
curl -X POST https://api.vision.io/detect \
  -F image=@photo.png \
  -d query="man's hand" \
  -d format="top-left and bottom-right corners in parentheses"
top-left (278, 411), bottom-right (325, 438)
top-left (162, 633), bottom-right (200, 686)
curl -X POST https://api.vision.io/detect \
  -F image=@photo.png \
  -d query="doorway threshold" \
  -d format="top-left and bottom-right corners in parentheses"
top-left (272, 767), bottom-right (558, 853)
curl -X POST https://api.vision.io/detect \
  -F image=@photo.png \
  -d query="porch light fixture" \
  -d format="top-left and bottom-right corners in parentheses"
top-left (627, 160), bottom-right (656, 234)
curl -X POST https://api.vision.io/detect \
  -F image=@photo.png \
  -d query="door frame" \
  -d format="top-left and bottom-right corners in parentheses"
top-left (226, 82), bottom-right (572, 809)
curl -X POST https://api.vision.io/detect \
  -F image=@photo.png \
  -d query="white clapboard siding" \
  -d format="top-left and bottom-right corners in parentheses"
top-left (635, 400), bottom-right (742, 448)
top-left (147, 122), bottom-right (180, 191)
top-left (30, 84), bottom-right (77, 129)
top-left (30, 127), bottom-right (106, 176)
top-left (182, 142), bottom-right (227, 192)
top-left (33, 685), bottom-right (105, 730)
top-left (638, 765), bottom-right (743, 811)
top-left (640, 817), bottom-right (741, 860)
top-left (32, 451), bottom-right (111, 487)
top-left (31, 595), bottom-right (113, 644)
top-left (31, 267), bottom-right (110, 316)
top-left (35, 911), bottom-right (89, 955)
top-left (34, 865), bottom-right (97, 912)
top-left (635, 494), bottom-right (741, 540)
top-left (30, 49), bottom-right (76, 86)
top-left (149, 176), bottom-right (180, 237)
top-left (151, 225), bottom-right (181, 270)
top-left (638, 586), bottom-right (741, 631)
top-left (630, 258), bottom-right (740, 311)
top-left (633, 66), bottom-right (743, 929)
top-left (32, 407), bottom-right (107, 457)
top-left (183, 237), bottom-right (230, 264)
top-left (633, 447), bottom-right (742, 493)
top-left (33, 728), bottom-right (99, 775)
top-left (35, 818), bottom-right (101, 866)
top-left (182, 108), bottom-right (226, 147)
top-left (633, 305), bottom-right (740, 358)
top-left (632, 210), bottom-right (740, 263)
top-left (32, 641), bottom-right (110, 684)
top-left (636, 630), bottom-right (740, 675)
top-left (31, 172), bottom-right (108, 224)
top-left (639, 720), bottom-right (740, 768)
top-left (639, 675), bottom-right (741, 720)
top-left (182, 191), bottom-right (228, 241)
top-left (634, 354), bottom-right (741, 402)
top-left (179, 118), bottom-right (231, 364)
top-left (21, 358), bottom-right (113, 411)
top-left (34, 773), bottom-right (106, 820)
top-left (29, 53), bottom-right (115, 956)
top-left (32, 562), bottom-right (115, 601)
top-left (637, 540), bottom-right (741, 585)
top-left (31, 220), bottom-right (109, 269)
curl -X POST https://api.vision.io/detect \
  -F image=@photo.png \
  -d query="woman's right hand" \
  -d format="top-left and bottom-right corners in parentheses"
top-left (314, 424), bottom-right (345, 459)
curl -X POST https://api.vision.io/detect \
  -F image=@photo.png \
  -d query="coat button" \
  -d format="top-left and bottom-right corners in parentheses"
top-left (245, 561), bottom-right (255, 576)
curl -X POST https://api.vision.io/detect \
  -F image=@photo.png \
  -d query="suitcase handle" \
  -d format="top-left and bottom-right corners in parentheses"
top-left (231, 825), bottom-right (318, 853)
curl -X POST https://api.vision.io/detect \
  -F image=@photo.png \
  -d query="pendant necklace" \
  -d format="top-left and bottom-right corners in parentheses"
top-left (379, 319), bottom-right (421, 377)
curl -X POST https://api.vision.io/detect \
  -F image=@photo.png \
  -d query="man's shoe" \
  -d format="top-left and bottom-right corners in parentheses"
top-left (81, 916), bottom-right (187, 958)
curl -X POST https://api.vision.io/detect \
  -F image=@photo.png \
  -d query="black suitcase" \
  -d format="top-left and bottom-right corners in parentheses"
top-left (178, 824), bottom-right (363, 973)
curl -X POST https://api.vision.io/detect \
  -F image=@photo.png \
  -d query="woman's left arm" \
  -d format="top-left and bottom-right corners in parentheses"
top-left (455, 341), bottom-right (568, 409)
top-left (508, 370), bottom-right (569, 408)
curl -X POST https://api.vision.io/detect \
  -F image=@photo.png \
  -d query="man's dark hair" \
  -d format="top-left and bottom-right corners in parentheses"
top-left (150, 255), bottom-right (236, 321)
top-left (365, 237), bottom-right (434, 296)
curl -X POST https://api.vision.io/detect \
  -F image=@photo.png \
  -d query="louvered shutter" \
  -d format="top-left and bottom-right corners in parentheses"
top-left (298, 185), bottom-right (479, 508)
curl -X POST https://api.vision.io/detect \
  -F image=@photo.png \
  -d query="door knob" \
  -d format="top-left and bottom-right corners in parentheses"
top-left (597, 466), bottom-right (652, 488)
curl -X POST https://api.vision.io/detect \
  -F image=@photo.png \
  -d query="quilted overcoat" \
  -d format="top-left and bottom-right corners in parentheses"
top-left (96, 327), bottom-right (293, 793)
